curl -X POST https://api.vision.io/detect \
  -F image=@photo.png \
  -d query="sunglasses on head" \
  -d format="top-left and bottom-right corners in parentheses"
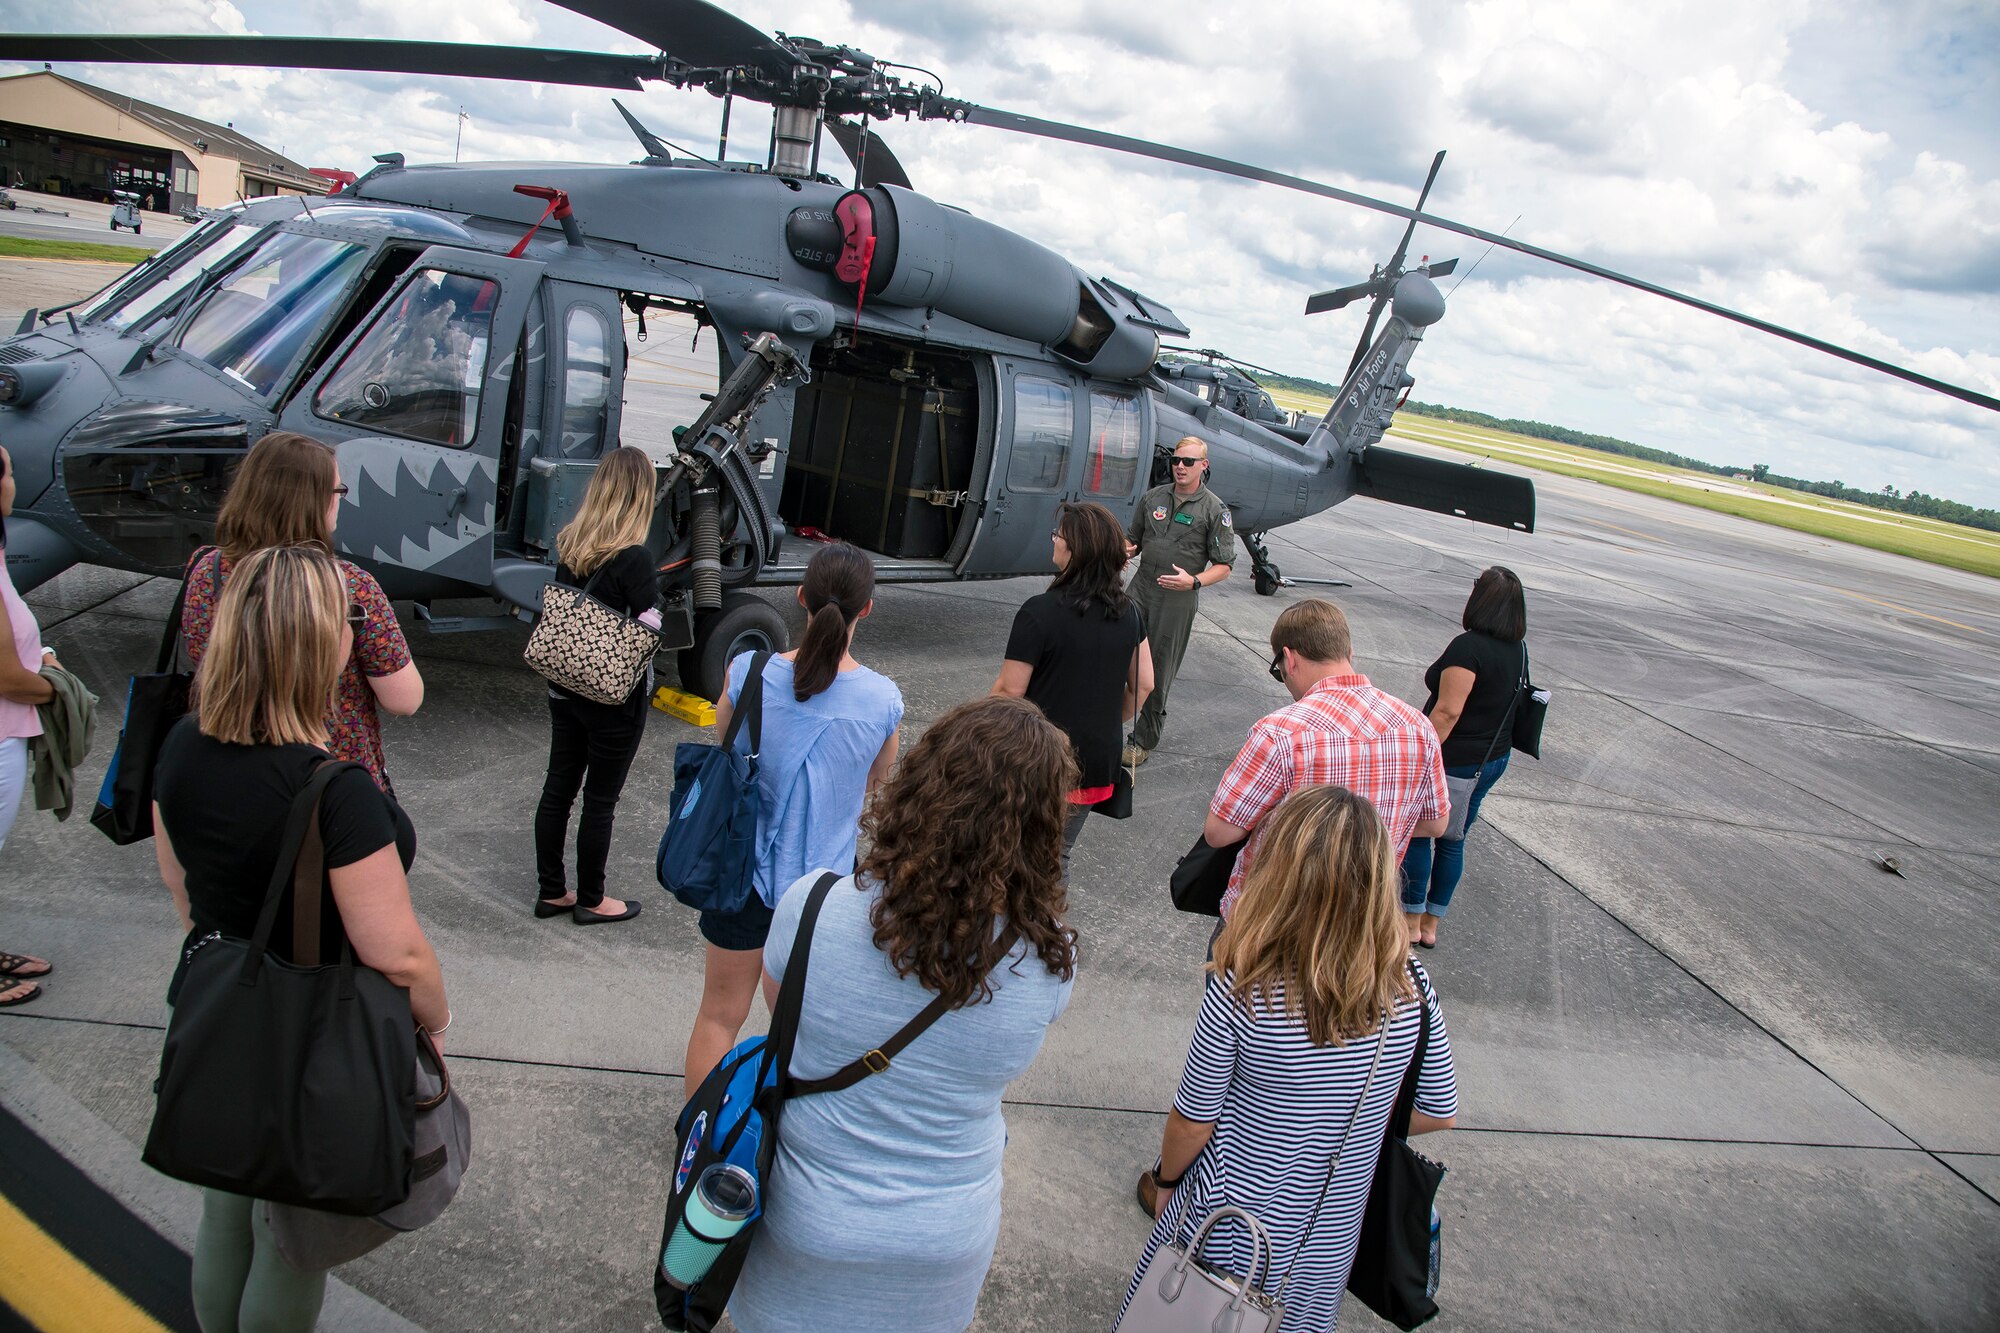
top-left (346, 602), bottom-right (366, 633)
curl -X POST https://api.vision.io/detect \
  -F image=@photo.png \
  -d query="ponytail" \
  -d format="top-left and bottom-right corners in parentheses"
top-left (792, 542), bottom-right (875, 701)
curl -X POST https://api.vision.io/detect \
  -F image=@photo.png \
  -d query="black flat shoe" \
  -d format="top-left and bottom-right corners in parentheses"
top-left (534, 898), bottom-right (574, 919)
top-left (574, 900), bottom-right (641, 925)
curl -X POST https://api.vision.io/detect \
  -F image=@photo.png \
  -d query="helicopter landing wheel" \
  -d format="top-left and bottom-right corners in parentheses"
top-left (1253, 568), bottom-right (1281, 596)
top-left (678, 591), bottom-right (789, 703)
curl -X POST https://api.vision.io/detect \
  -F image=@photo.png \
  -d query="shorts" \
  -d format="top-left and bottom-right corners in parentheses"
top-left (699, 892), bottom-right (775, 951)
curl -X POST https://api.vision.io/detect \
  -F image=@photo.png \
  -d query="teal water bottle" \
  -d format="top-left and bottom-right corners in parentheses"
top-left (660, 1164), bottom-right (759, 1290)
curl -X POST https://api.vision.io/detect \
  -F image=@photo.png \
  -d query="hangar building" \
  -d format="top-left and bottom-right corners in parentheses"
top-left (0, 71), bottom-right (323, 215)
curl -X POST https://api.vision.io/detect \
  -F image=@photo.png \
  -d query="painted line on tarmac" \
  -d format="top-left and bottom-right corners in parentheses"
top-left (0, 1194), bottom-right (172, 1333)
top-left (1828, 587), bottom-right (1987, 636)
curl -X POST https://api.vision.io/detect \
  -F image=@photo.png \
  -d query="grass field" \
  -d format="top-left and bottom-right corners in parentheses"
top-left (1259, 384), bottom-right (2000, 580)
top-left (1391, 416), bottom-right (2000, 580)
top-left (0, 236), bottom-right (142, 264)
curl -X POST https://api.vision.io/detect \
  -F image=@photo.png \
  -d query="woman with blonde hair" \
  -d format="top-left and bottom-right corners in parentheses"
top-left (153, 544), bottom-right (444, 1332)
top-left (182, 430), bottom-right (423, 794)
top-left (730, 696), bottom-right (1075, 1332)
top-left (533, 445), bottom-right (661, 924)
top-left (1124, 785), bottom-right (1459, 1331)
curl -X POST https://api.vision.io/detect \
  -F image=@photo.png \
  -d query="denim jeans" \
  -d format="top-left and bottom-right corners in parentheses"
top-left (535, 693), bottom-right (647, 908)
top-left (1401, 752), bottom-right (1509, 917)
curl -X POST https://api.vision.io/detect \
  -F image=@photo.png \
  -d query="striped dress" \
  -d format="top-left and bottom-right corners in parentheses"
top-left (1121, 962), bottom-right (1457, 1331)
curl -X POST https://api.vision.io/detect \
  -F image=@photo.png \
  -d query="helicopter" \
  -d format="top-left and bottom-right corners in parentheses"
top-left (1, 2), bottom-right (1991, 701)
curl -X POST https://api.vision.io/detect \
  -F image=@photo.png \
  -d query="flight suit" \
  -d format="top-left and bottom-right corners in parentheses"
top-left (1126, 481), bottom-right (1236, 751)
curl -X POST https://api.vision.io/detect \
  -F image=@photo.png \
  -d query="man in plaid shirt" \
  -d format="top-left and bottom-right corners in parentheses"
top-left (1205, 599), bottom-right (1449, 919)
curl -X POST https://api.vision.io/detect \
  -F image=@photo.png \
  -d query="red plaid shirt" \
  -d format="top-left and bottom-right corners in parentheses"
top-left (1210, 672), bottom-right (1447, 916)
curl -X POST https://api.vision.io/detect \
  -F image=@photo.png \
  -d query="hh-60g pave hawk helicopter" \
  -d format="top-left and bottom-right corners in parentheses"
top-left (3, 4), bottom-right (1995, 700)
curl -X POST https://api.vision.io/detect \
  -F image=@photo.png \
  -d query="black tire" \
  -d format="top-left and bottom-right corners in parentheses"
top-left (133, 223), bottom-right (141, 234)
top-left (1253, 569), bottom-right (1281, 596)
top-left (677, 592), bottom-right (789, 702)
top-left (108, 220), bottom-right (117, 231)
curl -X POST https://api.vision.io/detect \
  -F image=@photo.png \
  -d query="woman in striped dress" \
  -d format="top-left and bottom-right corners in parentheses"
top-left (1124, 785), bottom-right (1459, 1330)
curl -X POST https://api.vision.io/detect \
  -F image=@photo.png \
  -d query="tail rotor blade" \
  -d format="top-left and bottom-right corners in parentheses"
top-left (1304, 280), bottom-right (1380, 316)
top-left (1384, 149), bottom-right (1445, 276)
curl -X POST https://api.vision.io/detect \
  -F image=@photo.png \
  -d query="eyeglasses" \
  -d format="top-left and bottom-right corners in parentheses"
top-left (1170, 456), bottom-right (1203, 468)
top-left (331, 484), bottom-right (350, 498)
top-left (346, 602), bottom-right (367, 634)
top-left (1268, 650), bottom-right (1286, 682)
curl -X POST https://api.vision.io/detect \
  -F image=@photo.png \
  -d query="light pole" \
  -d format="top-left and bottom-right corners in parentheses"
top-left (455, 108), bottom-right (469, 162)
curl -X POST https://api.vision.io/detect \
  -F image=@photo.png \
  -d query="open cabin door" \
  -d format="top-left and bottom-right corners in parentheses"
top-left (281, 245), bottom-right (543, 599)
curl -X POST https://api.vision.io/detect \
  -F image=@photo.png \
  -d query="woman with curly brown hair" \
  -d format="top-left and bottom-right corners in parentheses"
top-left (728, 696), bottom-right (1079, 1333)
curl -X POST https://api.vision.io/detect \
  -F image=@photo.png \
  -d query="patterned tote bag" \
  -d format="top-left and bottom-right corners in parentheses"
top-left (523, 564), bottom-right (661, 706)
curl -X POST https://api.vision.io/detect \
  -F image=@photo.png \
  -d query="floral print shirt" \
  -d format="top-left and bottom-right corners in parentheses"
top-left (180, 547), bottom-right (412, 794)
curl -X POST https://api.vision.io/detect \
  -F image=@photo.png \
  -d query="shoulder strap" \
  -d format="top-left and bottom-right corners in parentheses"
top-left (291, 760), bottom-right (365, 967)
top-left (765, 871), bottom-right (842, 1083)
top-left (1388, 958), bottom-right (1432, 1139)
top-left (787, 925), bottom-right (1022, 1098)
top-left (719, 650), bottom-right (772, 760)
top-left (1473, 641), bottom-right (1527, 769)
top-left (1275, 1000), bottom-right (1395, 1297)
top-left (242, 760), bottom-right (350, 978)
top-left (156, 548), bottom-right (216, 673)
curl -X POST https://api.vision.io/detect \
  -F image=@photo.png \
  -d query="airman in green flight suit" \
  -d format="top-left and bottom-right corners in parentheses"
top-left (1124, 436), bottom-right (1235, 763)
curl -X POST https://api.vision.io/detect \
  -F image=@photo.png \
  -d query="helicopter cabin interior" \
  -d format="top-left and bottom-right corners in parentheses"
top-left (780, 337), bottom-right (982, 563)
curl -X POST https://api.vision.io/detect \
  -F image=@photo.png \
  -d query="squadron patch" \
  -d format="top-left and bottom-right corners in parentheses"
top-left (1151, 506), bottom-right (1169, 522)
top-left (1221, 508), bottom-right (1232, 527)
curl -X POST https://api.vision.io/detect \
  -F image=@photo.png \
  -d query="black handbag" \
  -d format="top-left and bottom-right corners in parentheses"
top-left (1346, 962), bottom-right (1448, 1329)
top-left (90, 550), bottom-right (218, 845)
top-left (1093, 761), bottom-right (1135, 820)
top-left (142, 761), bottom-right (418, 1216)
top-left (1511, 643), bottom-right (1547, 759)
top-left (1169, 833), bottom-right (1241, 916)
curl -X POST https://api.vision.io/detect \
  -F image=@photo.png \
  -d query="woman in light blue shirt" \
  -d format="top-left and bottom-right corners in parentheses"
top-left (729, 696), bottom-right (1079, 1333)
top-left (682, 542), bottom-right (903, 1098)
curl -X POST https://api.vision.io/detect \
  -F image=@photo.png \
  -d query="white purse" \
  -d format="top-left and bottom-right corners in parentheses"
top-left (1116, 1205), bottom-right (1284, 1333)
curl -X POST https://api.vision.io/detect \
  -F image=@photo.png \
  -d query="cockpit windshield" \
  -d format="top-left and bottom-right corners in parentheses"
top-left (89, 219), bottom-right (262, 333)
top-left (175, 232), bottom-right (367, 397)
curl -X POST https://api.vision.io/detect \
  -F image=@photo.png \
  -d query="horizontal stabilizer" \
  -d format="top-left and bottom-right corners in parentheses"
top-left (1354, 445), bottom-right (1535, 532)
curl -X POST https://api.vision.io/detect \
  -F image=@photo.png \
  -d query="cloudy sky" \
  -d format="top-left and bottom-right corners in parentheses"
top-left (5, 0), bottom-right (1998, 504)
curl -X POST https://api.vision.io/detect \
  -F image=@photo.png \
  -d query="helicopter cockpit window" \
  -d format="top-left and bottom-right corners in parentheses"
top-left (1085, 392), bottom-right (1142, 497)
top-left (177, 233), bottom-right (367, 397)
top-left (313, 270), bottom-right (500, 448)
top-left (560, 305), bottom-right (611, 457)
top-left (94, 221), bottom-right (261, 333)
top-left (1007, 375), bottom-right (1074, 493)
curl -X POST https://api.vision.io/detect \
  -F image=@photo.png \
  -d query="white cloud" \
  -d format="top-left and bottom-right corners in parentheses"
top-left (0, 0), bottom-right (1994, 503)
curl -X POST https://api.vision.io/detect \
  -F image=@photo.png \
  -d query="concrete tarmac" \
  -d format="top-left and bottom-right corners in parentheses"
top-left (2, 450), bottom-right (1997, 1330)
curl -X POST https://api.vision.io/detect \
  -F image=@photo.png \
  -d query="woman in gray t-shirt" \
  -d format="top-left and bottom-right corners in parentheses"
top-left (729, 697), bottom-right (1079, 1333)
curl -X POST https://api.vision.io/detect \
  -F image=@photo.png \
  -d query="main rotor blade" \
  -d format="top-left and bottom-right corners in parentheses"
top-left (0, 34), bottom-right (658, 90)
top-left (957, 104), bottom-right (2000, 413)
top-left (826, 118), bottom-right (912, 191)
top-left (551, 0), bottom-right (800, 78)
top-left (1386, 149), bottom-right (1445, 278)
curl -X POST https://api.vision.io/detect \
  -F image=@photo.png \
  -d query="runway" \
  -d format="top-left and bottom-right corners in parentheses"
top-left (1, 444), bottom-right (1996, 1329)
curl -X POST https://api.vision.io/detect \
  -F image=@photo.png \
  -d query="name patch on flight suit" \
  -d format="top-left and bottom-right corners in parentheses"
top-left (1173, 512), bottom-right (1194, 525)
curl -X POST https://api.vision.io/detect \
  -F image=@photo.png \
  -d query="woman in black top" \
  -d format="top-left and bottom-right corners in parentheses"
top-left (152, 544), bottom-right (444, 1332)
top-left (1401, 565), bottom-right (1529, 947)
top-left (533, 446), bottom-right (662, 924)
top-left (993, 501), bottom-right (1153, 874)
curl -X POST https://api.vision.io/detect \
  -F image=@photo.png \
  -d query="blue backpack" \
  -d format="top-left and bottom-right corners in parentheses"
top-left (657, 651), bottom-right (770, 913)
top-left (653, 871), bottom-right (972, 1331)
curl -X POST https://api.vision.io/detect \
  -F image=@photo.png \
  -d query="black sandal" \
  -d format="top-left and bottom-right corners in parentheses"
top-left (0, 951), bottom-right (51, 979)
top-left (0, 977), bottom-right (41, 1007)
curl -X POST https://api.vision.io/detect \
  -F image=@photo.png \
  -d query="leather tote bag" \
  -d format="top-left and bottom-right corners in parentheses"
top-left (1169, 834), bottom-right (1241, 916)
top-left (1442, 665), bottom-right (1523, 840)
top-left (523, 563), bottom-right (662, 707)
top-left (91, 550), bottom-right (218, 844)
top-left (1094, 760), bottom-right (1135, 820)
top-left (1511, 644), bottom-right (1548, 759)
top-left (263, 1026), bottom-right (472, 1271)
top-left (1115, 1205), bottom-right (1284, 1333)
top-left (142, 761), bottom-right (417, 1216)
top-left (656, 651), bottom-right (769, 914)
top-left (1347, 963), bottom-right (1449, 1329)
